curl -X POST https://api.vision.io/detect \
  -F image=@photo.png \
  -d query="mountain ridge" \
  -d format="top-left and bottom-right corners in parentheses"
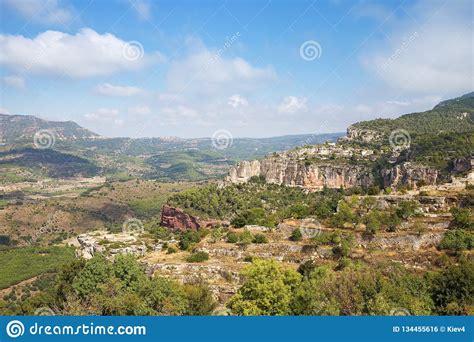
top-left (226, 92), bottom-right (474, 190)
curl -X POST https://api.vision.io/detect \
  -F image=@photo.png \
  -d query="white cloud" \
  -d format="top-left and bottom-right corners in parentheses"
top-left (128, 105), bottom-right (151, 116)
top-left (354, 104), bottom-right (373, 115)
top-left (96, 83), bottom-right (145, 97)
top-left (366, 1), bottom-right (472, 94)
top-left (167, 47), bottom-right (275, 94)
top-left (0, 107), bottom-right (11, 114)
top-left (2, 75), bottom-right (25, 89)
top-left (228, 94), bottom-right (248, 108)
top-left (161, 105), bottom-right (198, 120)
top-left (0, 28), bottom-right (165, 78)
top-left (353, 2), bottom-right (392, 22)
top-left (385, 100), bottom-right (410, 106)
top-left (4, 0), bottom-right (74, 25)
top-left (84, 108), bottom-right (119, 122)
top-left (129, 0), bottom-right (152, 20)
top-left (277, 96), bottom-right (308, 114)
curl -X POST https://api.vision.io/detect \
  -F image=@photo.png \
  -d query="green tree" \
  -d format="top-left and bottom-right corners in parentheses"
top-left (431, 260), bottom-right (474, 315)
top-left (227, 259), bottom-right (301, 315)
top-left (72, 255), bottom-right (112, 298)
top-left (450, 208), bottom-right (473, 230)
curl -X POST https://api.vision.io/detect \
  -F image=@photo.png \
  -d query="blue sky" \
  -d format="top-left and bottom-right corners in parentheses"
top-left (0, 0), bottom-right (472, 138)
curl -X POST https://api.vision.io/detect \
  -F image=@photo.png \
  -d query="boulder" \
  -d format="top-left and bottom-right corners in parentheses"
top-left (160, 205), bottom-right (201, 231)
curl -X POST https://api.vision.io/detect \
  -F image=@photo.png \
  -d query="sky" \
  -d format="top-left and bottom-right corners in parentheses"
top-left (0, 0), bottom-right (472, 138)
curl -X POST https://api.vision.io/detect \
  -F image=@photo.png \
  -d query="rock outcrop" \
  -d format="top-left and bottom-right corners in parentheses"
top-left (381, 162), bottom-right (439, 189)
top-left (343, 126), bottom-right (384, 143)
top-left (226, 156), bottom-right (443, 190)
top-left (160, 205), bottom-right (201, 231)
top-left (226, 158), bottom-right (374, 190)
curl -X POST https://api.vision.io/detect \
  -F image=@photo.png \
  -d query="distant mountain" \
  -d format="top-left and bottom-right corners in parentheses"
top-left (0, 148), bottom-right (99, 179)
top-left (0, 112), bottom-right (342, 181)
top-left (0, 113), bottom-right (101, 145)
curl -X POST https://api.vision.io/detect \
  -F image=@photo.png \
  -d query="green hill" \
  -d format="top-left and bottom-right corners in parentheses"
top-left (351, 92), bottom-right (474, 135)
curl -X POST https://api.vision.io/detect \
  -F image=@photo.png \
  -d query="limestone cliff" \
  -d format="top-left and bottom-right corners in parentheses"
top-left (226, 155), bottom-right (446, 190)
top-left (380, 162), bottom-right (440, 188)
top-left (226, 158), bottom-right (374, 190)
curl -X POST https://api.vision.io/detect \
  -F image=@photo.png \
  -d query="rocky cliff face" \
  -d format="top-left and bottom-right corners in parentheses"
top-left (343, 126), bottom-right (384, 143)
top-left (381, 162), bottom-right (440, 189)
top-left (226, 155), bottom-right (445, 190)
top-left (226, 158), bottom-right (374, 190)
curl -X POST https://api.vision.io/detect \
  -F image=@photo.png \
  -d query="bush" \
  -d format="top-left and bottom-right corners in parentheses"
top-left (396, 201), bottom-right (419, 219)
top-left (179, 231), bottom-right (202, 251)
top-left (238, 230), bottom-right (254, 245)
top-left (438, 230), bottom-right (474, 251)
top-left (297, 260), bottom-right (316, 278)
top-left (450, 207), bottom-right (473, 230)
top-left (290, 229), bottom-right (303, 241)
top-left (226, 232), bottom-right (239, 243)
top-left (253, 233), bottom-right (268, 244)
top-left (431, 260), bottom-right (474, 315)
top-left (186, 252), bottom-right (209, 263)
top-left (167, 246), bottom-right (178, 254)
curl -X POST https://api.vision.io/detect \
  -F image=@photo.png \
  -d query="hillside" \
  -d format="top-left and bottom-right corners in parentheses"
top-left (226, 92), bottom-right (474, 190)
top-left (349, 92), bottom-right (474, 136)
top-left (0, 113), bottom-right (100, 144)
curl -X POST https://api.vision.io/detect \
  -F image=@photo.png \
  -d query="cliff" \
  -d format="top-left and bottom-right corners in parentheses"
top-left (226, 159), bottom-right (374, 189)
top-left (226, 92), bottom-right (474, 190)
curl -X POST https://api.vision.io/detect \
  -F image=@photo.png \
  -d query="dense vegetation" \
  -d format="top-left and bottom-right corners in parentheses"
top-left (227, 259), bottom-right (474, 316)
top-left (352, 92), bottom-right (474, 135)
top-left (0, 254), bottom-right (216, 315)
top-left (168, 177), bottom-right (343, 225)
top-left (345, 93), bottom-right (474, 171)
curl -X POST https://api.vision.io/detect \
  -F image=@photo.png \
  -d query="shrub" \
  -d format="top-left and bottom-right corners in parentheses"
top-left (167, 246), bottom-right (178, 254)
top-left (226, 259), bottom-right (301, 315)
top-left (431, 260), bottom-right (474, 315)
top-left (396, 201), bottom-right (419, 219)
top-left (238, 230), bottom-right (254, 245)
top-left (438, 230), bottom-right (474, 251)
top-left (367, 186), bottom-right (380, 196)
top-left (179, 231), bottom-right (202, 251)
top-left (450, 207), bottom-right (473, 230)
top-left (243, 255), bottom-right (255, 263)
top-left (253, 233), bottom-right (268, 244)
top-left (226, 232), bottom-right (239, 243)
top-left (186, 252), bottom-right (209, 263)
top-left (290, 228), bottom-right (302, 241)
top-left (297, 260), bottom-right (316, 278)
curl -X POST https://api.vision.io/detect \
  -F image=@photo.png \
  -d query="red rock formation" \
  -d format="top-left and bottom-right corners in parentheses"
top-left (160, 205), bottom-right (201, 231)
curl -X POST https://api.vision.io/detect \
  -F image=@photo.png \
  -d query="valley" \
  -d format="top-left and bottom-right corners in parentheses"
top-left (0, 93), bottom-right (473, 316)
